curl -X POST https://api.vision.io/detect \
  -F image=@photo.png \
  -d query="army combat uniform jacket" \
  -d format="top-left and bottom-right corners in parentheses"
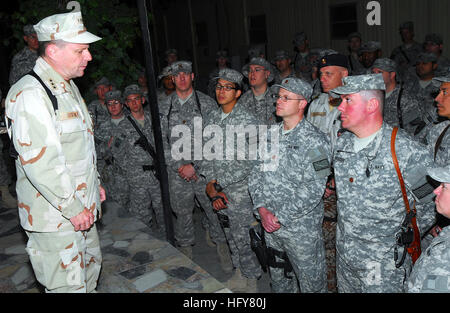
top-left (333, 123), bottom-right (436, 292)
top-left (5, 57), bottom-right (101, 232)
top-left (239, 88), bottom-right (278, 126)
top-left (9, 47), bottom-right (38, 86)
top-left (407, 226), bottom-right (450, 292)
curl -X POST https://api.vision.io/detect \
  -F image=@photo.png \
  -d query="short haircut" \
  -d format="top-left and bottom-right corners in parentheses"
top-left (359, 89), bottom-right (385, 112)
top-left (38, 40), bottom-right (67, 57)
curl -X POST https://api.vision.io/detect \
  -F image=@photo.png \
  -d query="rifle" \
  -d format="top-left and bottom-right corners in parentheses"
top-left (127, 115), bottom-right (161, 181)
top-left (391, 127), bottom-right (421, 266)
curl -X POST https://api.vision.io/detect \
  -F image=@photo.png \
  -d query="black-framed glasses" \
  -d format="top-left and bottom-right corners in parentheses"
top-left (216, 84), bottom-right (237, 91)
top-left (272, 94), bottom-right (305, 102)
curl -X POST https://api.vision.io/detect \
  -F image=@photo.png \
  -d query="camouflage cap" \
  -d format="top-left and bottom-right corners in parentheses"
top-left (165, 48), bottom-right (178, 56)
top-left (215, 68), bottom-right (243, 86)
top-left (33, 11), bottom-right (101, 43)
top-left (105, 90), bottom-right (122, 103)
top-left (158, 66), bottom-right (172, 81)
top-left (371, 58), bottom-right (397, 73)
top-left (424, 33), bottom-right (443, 45)
top-left (248, 46), bottom-right (264, 59)
top-left (347, 32), bottom-right (362, 41)
top-left (399, 21), bottom-right (414, 31)
top-left (292, 31), bottom-right (307, 46)
top-left (359, 41), bottom-right (381, 53)
top-left (272, 77), bottom-right (313, 102)
top-left (23, 24), bottom-right (36, 36)
top-left (330, 73), bottom-right (386, 98)
top-left (123, 84), bottom-right (143, 99)
top-left (170, 61), bottom-right (193, 75)
top-left (272, 50), bottom-right (291, 62)
top-left (216, 50), bottom-right (228, 60)
top-left (428, 166), bottom-right (450, 183)
top-left (416, 52), bottom-right (438, 64)
top-left (432, 71), bottom-right (450, 87)
top-left (242, 57), bottom-right (274, 83)
top-left (94, 77), bottom-right (111, 88)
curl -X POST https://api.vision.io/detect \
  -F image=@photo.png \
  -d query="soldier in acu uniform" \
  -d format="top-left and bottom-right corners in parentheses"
top-left (9, 25), bottom-right (39, 86)
top-left (202, 68), bottom-right (260, 292)
top-left (160, 61), bottom-right (226, 259)
top-left (5, 11), bottom-right (104, 293)
top-left (272, 50), bottom-right (296, 85)
top-left (331, 74), bottom-right (436, 292)
top-left (249, 77), bottom-right (331, 293)
top-left (88, 77), bottom-right (113, 129)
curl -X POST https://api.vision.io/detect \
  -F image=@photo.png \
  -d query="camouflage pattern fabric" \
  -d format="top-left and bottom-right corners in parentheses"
top-left (160, 90), bottom-right (226, 247)
top-left (9, 47), bottom-right (38, 86)
top-left (112, 110), bottom-right (162, 229)
top-left (249, 119), bottom-right (331, 293)
top-left (333, 123), bottom-right (436, 292)
top-left (293, 52), bottom-right (313, 83)
top-left (407, 226), bottom-right (450, 292)
top-left (390, 42), bottom-right (423, 80)
top-left (424, 120), bottom-right (450, 166)
top-left (88, 99), bottom-right (110, 130)
top-left (239, 88), bottom-right (278, 126)
top-left (5, 57), bottom-right (101, 232)
top-left (200, 101), bottom-right (261, 279)
top-left (25, 224), bottom-right (102, 293)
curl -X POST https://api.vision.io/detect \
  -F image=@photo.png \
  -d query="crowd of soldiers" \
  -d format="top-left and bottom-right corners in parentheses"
top-left (2, 19), bottom-right (450, 294)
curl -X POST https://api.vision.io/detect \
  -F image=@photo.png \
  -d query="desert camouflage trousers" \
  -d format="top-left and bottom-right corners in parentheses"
top-left (25, 223), bottom-right (102, 293)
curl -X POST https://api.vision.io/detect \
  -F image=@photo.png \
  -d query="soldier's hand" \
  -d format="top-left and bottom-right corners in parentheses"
top-left (212, 192), bottom-right (228, 211)
top-left (69, 208), bottom-right (95, 232)
top-left (324, 177), bottom-right (335, 198)
top-left (178, 164), bottom-right (196, 181)
top-left (99, 185), bottom-right (106, 203)
top-left (206, 180), bottom-right (218, 198)
top-left (258, 207), bottom-right (281, 233)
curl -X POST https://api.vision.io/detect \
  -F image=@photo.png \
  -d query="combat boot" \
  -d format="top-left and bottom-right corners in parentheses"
top-left (246, 278), bottom-right (258, 293)
top-left (216, 242), bottom-right (233, 273)
top-left (225, 268), bottom-right (247, 292)
top-left (0, 185), bottom-right (17, 209)
top-left (178, 245), bottom-right (193, 259)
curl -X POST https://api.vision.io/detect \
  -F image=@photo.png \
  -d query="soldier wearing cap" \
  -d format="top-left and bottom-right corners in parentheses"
top-left (5, 10), bottom-right (103, 293)
top-left (95, 90), bottom-right (129, 209)
top-left (157, 65), bottom-right (175, 105)
top-left (161, 60), bottom-right (226, 259)
top-left (88, 76), bottom-right (114, 129)
top-left (292, 31), bottom-right (313, 82)
top-left (371, 58), bottom-right (423, 135)
top-left (207, 50), bottom-right (230, 98)
top-left (407, 165), bottom-right (450, 293)
top-left (110, 84), bottom-right (164, 233)
top-left (346, 32), bottom-right (365, 75)
top-left (404, 52), bottom-right (440, 133)
top-left (356, 41), bottom-right (382, 74)
top-left (331, 74), bottom-right (436, 292)
top-left (165, 48), bottom-right (178, 66)
top-left (240, 57), bottom-right (278, 125)
top-left (423, 33), bottom-right (450, 73)
top-left (272, 50), bottom-right (296, 85)
top-left (9, 24), bottom-right (39, 86)
top-left (200, 68), bottom-right (261, 292)
top-left (249, 77), bottom-right (331, 293)
top-left (390, 21), bottom-right (423, 80)
top-left (306, 53), bottom-right (349, 150)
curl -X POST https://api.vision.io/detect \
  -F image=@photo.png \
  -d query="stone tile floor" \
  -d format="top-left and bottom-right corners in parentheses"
top-left (0, 200), bottom-right (272, 293)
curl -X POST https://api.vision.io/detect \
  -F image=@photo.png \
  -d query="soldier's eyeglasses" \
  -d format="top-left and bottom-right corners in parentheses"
top-left (107, 100), bottom-right (121, 106)
top-left (272, 94), bottom-right (305, 102)
top-left (216, 84), bottom-right (236, 91)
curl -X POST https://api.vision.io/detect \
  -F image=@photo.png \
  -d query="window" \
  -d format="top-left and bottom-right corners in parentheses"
top-left (248, 14), bottom-right (267, 44)
top-left (329, 3), bottom-right (358, 40)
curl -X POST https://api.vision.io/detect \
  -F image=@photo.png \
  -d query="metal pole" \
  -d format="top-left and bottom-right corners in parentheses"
top-left (187, 0), bottom-right (199, 75)
top-left (136, 0), bottom-right (175, 245)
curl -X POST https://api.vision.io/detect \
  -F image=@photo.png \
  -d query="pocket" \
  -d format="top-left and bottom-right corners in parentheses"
top-left (59, 118), bottom-right (88, 162)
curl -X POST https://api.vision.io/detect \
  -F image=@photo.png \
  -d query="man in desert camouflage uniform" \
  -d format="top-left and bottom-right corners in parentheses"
top-left (9, 25), bottom-right (39, 86)
top-left (331, 74), bottom-right (436, 292)
top-left (249, 77), bottom-right (331, 293)
top-left (240, 57), bottom-right (277, 125)
top-left (202, 68), bottom-right (260, 292)
top-left (5, 11), bottom-right (104, 293)
top-left (110, 84), bottom-right (164, 232)
top-left (371, 58), bottom-right (423, 135)
top-left (160, 61), bottom-right (226, 259)
top-left (407, 165), bottom-right (450, 293)
top-left (95, 90), bottom-right (129, 208)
